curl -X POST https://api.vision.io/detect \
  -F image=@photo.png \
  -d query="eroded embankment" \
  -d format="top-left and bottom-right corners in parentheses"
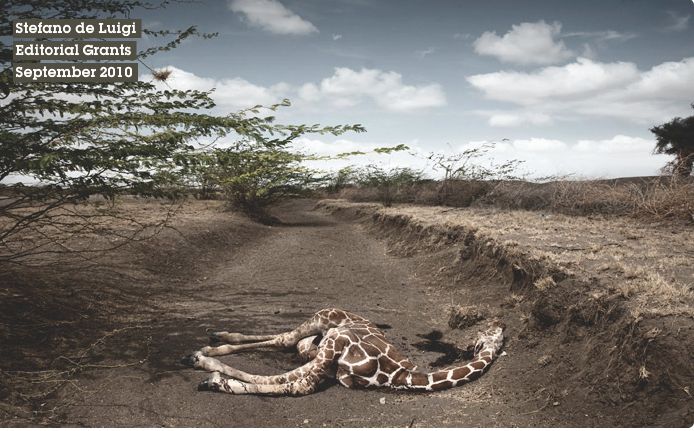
top-left (317, 199), bottom-right (694, 426)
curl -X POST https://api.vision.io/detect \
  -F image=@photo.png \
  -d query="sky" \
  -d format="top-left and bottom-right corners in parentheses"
top-left (137, 0), bottom-right (694, 179)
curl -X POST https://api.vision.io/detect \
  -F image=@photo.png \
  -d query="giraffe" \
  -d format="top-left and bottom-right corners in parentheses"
top-left (181, 308), bottom-right (504, 396)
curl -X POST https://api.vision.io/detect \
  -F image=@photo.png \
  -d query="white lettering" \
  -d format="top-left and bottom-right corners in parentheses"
top-left (15, 22), bottom-right (72, 35)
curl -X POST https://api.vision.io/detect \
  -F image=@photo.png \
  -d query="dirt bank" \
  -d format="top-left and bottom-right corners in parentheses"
top-left (318, 199), bottom-right (694, 427)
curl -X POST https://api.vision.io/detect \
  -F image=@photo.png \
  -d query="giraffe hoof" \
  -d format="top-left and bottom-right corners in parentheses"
top-left (180, 355), bottom-right (195, 367)
top-left (198, 372), bottom-right (221, 391)
top-left (180, 351), bottom-right (203, 368)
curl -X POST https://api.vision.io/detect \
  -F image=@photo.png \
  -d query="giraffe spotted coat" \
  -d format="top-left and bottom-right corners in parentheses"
top-left (183, 308), bottom-right (504, 396)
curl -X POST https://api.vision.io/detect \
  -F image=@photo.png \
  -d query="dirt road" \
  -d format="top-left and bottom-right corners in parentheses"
top-left (19, 199), bottom-right (651, 426)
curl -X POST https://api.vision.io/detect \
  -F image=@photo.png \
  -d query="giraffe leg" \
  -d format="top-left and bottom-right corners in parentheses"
top-left (187, 351), bottom-right (324, 384)
top-left (203, 335), bottom-right (318, 358)
top-left (197, 313), bottom-right (333, 357)
top-left (199, 371), bottom-right (322, 396)
top-left (207, 330), bottom-right (275, 344)
top-left (200, 338), bottom-right (287, 356)
top-left (196, 327), bottom-right (345, 395)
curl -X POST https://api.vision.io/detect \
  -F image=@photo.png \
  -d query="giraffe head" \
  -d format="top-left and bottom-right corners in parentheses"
top-left (296, 335), bottom-right (319, 361)
top-left (474, 324), bottom-right (505, 356)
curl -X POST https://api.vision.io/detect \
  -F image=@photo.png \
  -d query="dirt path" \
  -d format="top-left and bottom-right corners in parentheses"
top-left (46, 199), bottom-right (617, 426)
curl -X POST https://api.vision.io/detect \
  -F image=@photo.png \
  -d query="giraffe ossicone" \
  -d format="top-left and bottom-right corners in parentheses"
top-left (182, 308), bottom-right (505, 396)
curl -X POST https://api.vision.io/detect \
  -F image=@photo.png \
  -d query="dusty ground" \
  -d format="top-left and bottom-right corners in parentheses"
top-left (0, 198), bottom-right (692, 426)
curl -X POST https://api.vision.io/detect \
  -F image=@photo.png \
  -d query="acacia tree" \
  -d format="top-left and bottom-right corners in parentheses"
top-left (353, 165), bottom-right (425, 207)
top-left (185, 105), bottom-right (364, 222)
top-left (426, 142), bottom-right (523, 203)
top-left (0, 1), bottom-right (362, 261)
top-left (427, 142), bottom-right (522, 181)
top-left (650, 105), bottom-right (694, 177)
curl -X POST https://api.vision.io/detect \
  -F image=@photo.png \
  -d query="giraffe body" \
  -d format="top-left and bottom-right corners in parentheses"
top-left (183, 308), bottom-right (504, 396)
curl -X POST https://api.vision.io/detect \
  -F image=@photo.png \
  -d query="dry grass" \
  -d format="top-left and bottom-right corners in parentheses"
top-left (623, 271), bottom-right (693, 315)
top-left (335, 177), bottom-right (694, 222)
top-left (485, 177), bottom-right (694, 221)
top-left (319, 199), bottom-right (694, 318)
top-left (533, 276), bottom-right (556, 291)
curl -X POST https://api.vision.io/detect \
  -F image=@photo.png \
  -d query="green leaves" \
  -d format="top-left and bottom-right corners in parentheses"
top-left (139, 26), bottom-right (218, 59)
top-left (373, 144), bottom-right (409, 154)
top-left (184, 133), bottom-right (329, 216)
top-left (1, 0), bottom-right (366, 248)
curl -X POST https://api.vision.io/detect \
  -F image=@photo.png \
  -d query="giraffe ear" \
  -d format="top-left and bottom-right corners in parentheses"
top-left (473, 340), bottom-right (484, 355)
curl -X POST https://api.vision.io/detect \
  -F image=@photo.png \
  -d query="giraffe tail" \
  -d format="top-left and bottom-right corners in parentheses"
top-left (395, 324), bottom-right (505, 391)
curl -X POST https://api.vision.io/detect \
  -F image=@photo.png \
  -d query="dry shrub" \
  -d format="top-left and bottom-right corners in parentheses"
top-left (412, 182), bottom-right (440, 205)
top-left (341, 180), bottom-right (492, 207)
top-left (534, 276), bottom-right (557, 291)
top-left (338, 182), bottom-right (435, 206)
top-left (488, 180), bottom-right (636, 215)
top-left (468, 176), bottom-right (693, 221)
top-left (338, 186), bottom-right (382, 203)
top-left (627, 178), bottom-right (694, 220)
top-left (334, 176), bottom-right (693, 222)
top-left (438, 180), bottom-right (493, 207)
top-left (448, 305), bottom-right (487, 329)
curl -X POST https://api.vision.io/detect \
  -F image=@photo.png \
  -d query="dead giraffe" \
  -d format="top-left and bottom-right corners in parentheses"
top-left (181, 308), bottom-right (504, 396)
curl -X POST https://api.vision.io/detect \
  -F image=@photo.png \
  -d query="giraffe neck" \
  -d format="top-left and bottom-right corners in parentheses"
top-left (392, 346), bottom-right (499, 391)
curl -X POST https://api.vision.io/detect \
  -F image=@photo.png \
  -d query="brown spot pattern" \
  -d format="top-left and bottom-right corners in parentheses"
top-left (194, 308), bottom-right (503, 396)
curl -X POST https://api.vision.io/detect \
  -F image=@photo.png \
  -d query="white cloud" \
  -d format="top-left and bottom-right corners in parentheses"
top-left (580, 43), bottom-right (597, 59)
top-left (143, 66), bottom-right (286, 109)
top-left (142, 66), bottom-right (445, 113)
top-left (487, 112), bottom-right (552, 127)
top-left (574, 135), bottom-right (654, 153)
top-left (664, 11), bottom-right (690, 32)
top-left (228, 0), bottom-right (318, 35)
top-left (332, 33), bottom-right (342, 41)
top-left (467, 57), bottom-right (639, 103)
top-left (512, 138), bottom-right (567, 152)
top-left (473, 135), bottom-right (667, 178)
top-left (473, 21), bottom-right (574, 65)
top-left (626, 58), bottom-right (694, 100)
top-left (416, 47), bottom-right (436, 58)
top-left (301, 67), bottom-right (447, 112)
top-left (563, 30), bottom-right (637, 42)
top-left (297, 82), bottom-right (321, 101)
top-left (467, 57), bottom-right (694, 125)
